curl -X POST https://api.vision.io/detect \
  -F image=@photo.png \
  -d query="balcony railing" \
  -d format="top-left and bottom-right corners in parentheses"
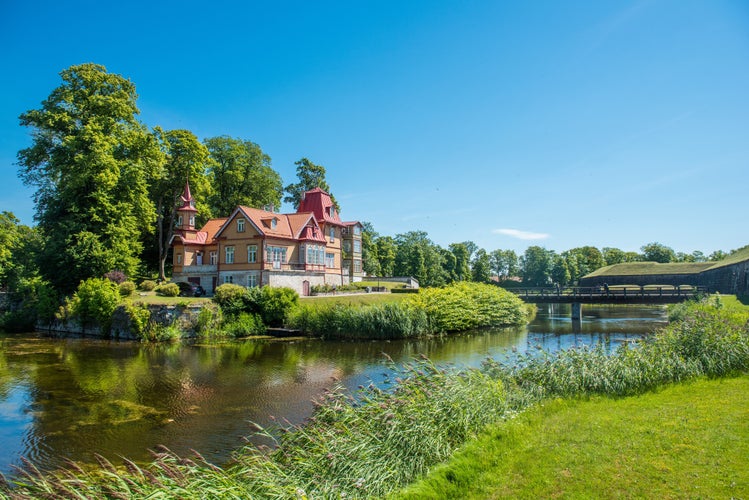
top-left (262, 262), bottom-right (327, 272)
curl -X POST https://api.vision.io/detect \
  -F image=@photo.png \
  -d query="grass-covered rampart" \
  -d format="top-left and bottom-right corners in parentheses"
top-left (4, 297), bottom-right (747, 498)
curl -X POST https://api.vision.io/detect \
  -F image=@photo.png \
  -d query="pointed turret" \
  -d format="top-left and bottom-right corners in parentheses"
top-left (176, 180), bottom-right (198, 233)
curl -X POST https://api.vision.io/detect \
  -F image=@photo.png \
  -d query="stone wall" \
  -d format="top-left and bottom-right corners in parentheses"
top-left (37, 304), bottom-right (203, 340)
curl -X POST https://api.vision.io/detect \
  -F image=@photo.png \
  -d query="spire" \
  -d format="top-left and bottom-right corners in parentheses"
top-left (178, 179), bottom-right (197, 212)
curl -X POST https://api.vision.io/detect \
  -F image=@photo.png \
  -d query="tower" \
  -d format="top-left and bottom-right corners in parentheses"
top-left (176, 180), bottom-right (198, 236)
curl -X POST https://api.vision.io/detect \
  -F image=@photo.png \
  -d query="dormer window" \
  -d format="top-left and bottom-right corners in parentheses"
top-left (237, 218), bottom-right (245, 232)
top-left (271, 218), bottom-right (277, 230)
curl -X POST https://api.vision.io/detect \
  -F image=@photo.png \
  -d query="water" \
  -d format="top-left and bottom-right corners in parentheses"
top-left (0, 304), bottom-right (666, 475)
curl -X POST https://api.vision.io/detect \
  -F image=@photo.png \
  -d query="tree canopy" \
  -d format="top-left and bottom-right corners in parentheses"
top-left (17, 63), bottom-right (161, 291)
top-left (284, 158), bottom-right (338, 210)
top-left (204, 136), bottom-right (282, 216)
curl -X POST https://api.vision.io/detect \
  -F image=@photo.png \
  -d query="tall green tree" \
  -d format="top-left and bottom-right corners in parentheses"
top-left (448, 243), bottom-right (472, 281)
top-left (204, 136), bottom-right (282, 216)
top-left (489, 249), bottom-right (519, 280)
top-left (17, 63), bottom-right (161, 291)
top-left (551, 254), bottom-right (571, 285)
top-left (641, 242), bottom-right (676, 263)
top-left (563, 246), bottom-right (605, 282)
top-left (374, 236), bottom-right (397, 277)
top-left (150, 128), bottom-right (213, 280)
top-left (521, 246), bottom-right (554, 286)
top-left (0, 212), bottom-right (41, 290)
top-left (283, 158), bottom-right (339, 210)
top-left (360, 222), bottom-right (380, 276)
top-left (394, 231), bottom-right (445, 287)
top-left (471, 248), bottom-right (492, 283)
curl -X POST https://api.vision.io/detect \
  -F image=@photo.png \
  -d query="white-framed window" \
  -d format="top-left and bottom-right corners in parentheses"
top-left (329, 226), bottom-right (335, 242)
top-left (354, 260), bottom-right (362, 273)
top-left (325, 252), bottom-right (335, 268)
top-left (354, 240), bottom-right (361, 253)
top-left (189, 215), bottom-right (195, 227)
top-left (247, 244), bottom-right (257, 263)
top-left (210, 251), bottom-right (218, 265)
top-left (225, 246), bottom-right (235, 264)
top-left (353, 225), bottom-right (361, 235)
top-left (247, 273), bottom-right (258, 288)
top-left (305, 244), bottom-right (325, 265)
top-left (343, 240), bottom-right (351, 253)
top-left (237, 219), bottom-right (245, 232)
top-left (176, 215), bottom-right (183, 227)
top-left (271, 218), bottom-right (277, 230)
top-left (176, 253), bottom-right (182, 264)
top-left (267, 246), bottom-right (287, 264)
top-left (223, 275), bottom-right (234, 284)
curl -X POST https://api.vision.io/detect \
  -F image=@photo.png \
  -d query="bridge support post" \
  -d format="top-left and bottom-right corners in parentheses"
top-left (571, 302), bottom-right (582, 321)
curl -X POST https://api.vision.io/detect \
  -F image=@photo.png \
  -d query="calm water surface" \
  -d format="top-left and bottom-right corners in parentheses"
top-left (0, 304), bottom-right (666, 475)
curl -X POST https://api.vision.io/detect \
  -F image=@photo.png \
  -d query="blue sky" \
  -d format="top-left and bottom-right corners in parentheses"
top-left (1, 0), bottom-right (748, 255)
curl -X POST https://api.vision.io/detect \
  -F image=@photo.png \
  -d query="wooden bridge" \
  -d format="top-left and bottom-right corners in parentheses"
top-left (510, 286), bottom-right (708, 319)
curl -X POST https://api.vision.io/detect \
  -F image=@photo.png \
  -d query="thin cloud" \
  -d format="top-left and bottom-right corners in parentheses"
top-left (493, 228), bottom-right (550, 240)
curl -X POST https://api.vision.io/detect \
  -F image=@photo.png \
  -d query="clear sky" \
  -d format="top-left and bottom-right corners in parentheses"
top-left (1, 0), bottom-right (747, 256)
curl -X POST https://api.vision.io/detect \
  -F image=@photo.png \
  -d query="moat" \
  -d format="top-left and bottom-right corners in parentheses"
top-left (0, 304), bottom-right (666, 476)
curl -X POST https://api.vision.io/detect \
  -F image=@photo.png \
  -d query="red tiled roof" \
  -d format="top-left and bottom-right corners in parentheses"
top-left (174, 217), bottom-right (228, 246)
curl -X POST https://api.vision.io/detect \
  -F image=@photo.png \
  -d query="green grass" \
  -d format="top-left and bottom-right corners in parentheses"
top-left (395, 374), bottom-right (749, 499)
top-left (121, 291), bottom-right (211, 306)
top-left (586, 261), bottom-right (714, 277)
top-left (299, 292), bottom-right (409, 307)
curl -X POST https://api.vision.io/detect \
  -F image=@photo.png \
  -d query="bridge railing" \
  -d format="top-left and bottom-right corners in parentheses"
top-left (510, 285), bottom-right (709, 299)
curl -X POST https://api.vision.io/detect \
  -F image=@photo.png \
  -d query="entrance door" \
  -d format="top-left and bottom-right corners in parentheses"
top-left (303, 280), bottom-right (310, 297)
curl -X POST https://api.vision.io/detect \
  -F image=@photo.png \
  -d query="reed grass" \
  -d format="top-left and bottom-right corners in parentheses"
top-left (4, 298), bottom-right (748, 499)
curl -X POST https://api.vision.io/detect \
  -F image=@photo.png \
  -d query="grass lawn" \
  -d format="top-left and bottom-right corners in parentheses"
top-left (395, 374), bottom-right (749, 499)
top-left (121, 291), bottom-right (212, 306)
top-left (300, 292), bottom-right (410, 307)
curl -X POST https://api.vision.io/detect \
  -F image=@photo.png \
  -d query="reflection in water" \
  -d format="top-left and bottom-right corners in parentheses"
top-left (0, 304), bottom-right (666, 475)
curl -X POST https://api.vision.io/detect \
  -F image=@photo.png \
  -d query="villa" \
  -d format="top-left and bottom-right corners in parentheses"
top-left (170, 183), bottom-right (363, 295)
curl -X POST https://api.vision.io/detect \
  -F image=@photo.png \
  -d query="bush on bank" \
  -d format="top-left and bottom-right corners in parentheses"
top-left (288, 281), bottom-right (531, 339)
top-left (4, 299), bottom-right (747, 499)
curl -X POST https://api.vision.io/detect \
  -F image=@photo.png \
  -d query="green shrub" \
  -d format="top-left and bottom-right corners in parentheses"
top-left (0, 277), bottom-right (58, 332)
top-left (123, 303), bottom-right (152, 339)
top-left (223, 312), bottom-right (265, 338)
top-left (118, 281), bottom-right (136, 297)
top-left (259, 287), bottom-right (298, 327)
top-left (213, 283), bottom-right (262, 316)
top-left (195, 303), bottom-right (223, 337)
top-left (408, 282), bottom-right (527, 332)
top-left (69, 278), bottom-right (121, 334)
top-left (139, 280), bottom-right (157, 291)
top-left (155, 283), bottom-right (179, 297)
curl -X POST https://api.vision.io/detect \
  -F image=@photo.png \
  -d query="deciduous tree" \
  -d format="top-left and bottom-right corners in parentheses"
top-left (641, 242), bottom-right (676, 263)
top-left (284, 158), bottom-right (338, 210)
top-left (17, 63), bottom-right (161, 291)
top-left (150, 128), bottom-right (213, 280)
top-left (204, 136), bottom-right (282, 216)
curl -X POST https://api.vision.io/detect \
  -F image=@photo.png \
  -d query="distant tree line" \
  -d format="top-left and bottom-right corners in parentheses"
top-left (360, 231), bottom-right (740, 288)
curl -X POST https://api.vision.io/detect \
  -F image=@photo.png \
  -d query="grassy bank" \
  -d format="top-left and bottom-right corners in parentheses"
top-left (395, 374), bottom-right (749, 499)
top-left (4, 299), bottom-right (747, 498)
top-left (300, 292), bottom-right (409, 307)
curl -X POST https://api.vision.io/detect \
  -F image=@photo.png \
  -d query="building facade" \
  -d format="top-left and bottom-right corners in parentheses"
top-left (170, 184), bottom-right (364, 295)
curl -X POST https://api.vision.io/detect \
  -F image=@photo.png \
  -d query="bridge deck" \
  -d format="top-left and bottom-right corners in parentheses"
top-left (511, 286), bottom-right (708, 305)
